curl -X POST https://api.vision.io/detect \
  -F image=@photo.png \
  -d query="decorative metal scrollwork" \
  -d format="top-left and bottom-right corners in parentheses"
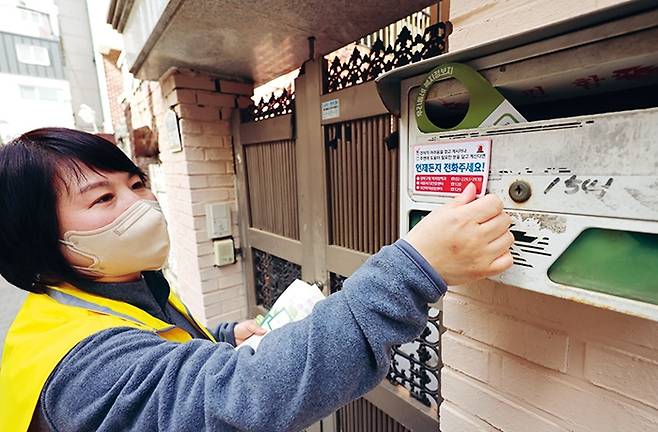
top-left (241, 88), bottom-right (295, 123)
top-left (253, 249), bottom-right (302, 309)
top-left (330, 272), bottom-right (348, 294)
top-left (325, 23), bottom-right (448, 93)
top-left (387, 306), bottom-right (444, 410)
top-left (330, 272), bottom-right (443, 412)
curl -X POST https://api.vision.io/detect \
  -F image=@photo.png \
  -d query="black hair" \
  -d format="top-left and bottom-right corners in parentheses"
top-left (0, 127), bottom-right (146, 292)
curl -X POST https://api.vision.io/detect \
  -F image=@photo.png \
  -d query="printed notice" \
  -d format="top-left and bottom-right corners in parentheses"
top-left (236, 280), bottom-right (325, 351)
top-left (321, 99), bottom-right (340, 120)
top-left (413, 139), bottom-right (491, 196)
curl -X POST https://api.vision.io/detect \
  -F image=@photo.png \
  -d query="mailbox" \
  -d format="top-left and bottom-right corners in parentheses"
top-left (376, 4), bottom-right (658, 320)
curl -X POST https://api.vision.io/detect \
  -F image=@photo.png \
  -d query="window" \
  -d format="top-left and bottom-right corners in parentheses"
top-left (18, 7), bottom-right (52, 37)
top-left (15, 44), bottom-right (50, 66)
top-left (19, 85), bottom-right (62, 102)
top-left (19, 85), bottom-right (37, 100)
top-left (39, 87), bottom-right (59, 101)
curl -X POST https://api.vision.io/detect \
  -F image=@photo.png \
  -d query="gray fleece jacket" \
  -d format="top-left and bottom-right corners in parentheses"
top-left (31, 240), bottom-right (446, 432)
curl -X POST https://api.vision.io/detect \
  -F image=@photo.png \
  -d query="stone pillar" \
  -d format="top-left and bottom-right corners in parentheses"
top-left (155, 68), bottom-right (253, 327)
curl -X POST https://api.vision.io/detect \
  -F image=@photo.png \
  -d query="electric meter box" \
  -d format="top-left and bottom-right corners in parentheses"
top-left (376, 3), bottom-right (658, 321)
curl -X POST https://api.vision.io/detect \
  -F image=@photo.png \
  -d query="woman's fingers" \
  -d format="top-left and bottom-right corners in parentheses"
top-left (486, 230), bottom-right (515, 258)
top-left (487, 251), bottom-right (514, 275)
top-left (234, 320), bottom-right (267, 344)
top-left (244, 320), bottom-right (267, 335)
top-left (479, 211), bottom-right (512, 241)
top-left (463, 194), bottom-right (504, 223)
top-left (250, 323), bottom-right (267, 335)
top-left (485, 230), bottom-right (515, 276)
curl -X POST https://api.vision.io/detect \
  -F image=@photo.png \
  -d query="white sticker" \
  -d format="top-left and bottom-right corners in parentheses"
top-left (164, 108), bottom-right (182, 152)
top-left (321, 99), bottom-right (340, 120)
top-left (413, 139), bottom-right (492, 197)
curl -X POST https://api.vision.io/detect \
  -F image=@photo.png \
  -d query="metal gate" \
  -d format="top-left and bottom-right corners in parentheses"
top-left (235, 19), bottom-right (449, 432)
top-left (234, 92), bottom-right (303, 315)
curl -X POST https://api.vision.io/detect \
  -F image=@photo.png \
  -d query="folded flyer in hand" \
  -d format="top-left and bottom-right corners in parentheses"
top-left (237, 279), bottom-right (325, 351)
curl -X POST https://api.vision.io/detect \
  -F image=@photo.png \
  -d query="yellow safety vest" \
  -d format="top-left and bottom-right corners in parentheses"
top-left (0, 283), bottom-right (216, 432)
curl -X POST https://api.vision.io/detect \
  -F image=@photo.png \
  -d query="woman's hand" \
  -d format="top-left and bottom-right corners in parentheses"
top-left (405, 183), bottom-right (514, 286)
top-left (234, 319), bottom-right (267, 345)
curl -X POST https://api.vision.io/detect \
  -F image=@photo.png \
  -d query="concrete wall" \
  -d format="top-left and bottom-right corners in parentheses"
top-left (0, 72), bottom-right (74, 142)
top-left (125, 67), bottom-right (252, 328)
top-left (448, 0), bottom-right (636, 52)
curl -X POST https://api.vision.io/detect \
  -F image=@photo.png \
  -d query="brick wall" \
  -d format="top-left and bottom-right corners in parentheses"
top-left (101, 49), bottom-right (124, 132)
top-left (440, 280), bottom-right (658, 431)
top-left (154, 68), bottom-right (252, 328)
top-left (441, 2), bottom-right (658, 430)
top-left (121, 79), bottom-right (162, 173)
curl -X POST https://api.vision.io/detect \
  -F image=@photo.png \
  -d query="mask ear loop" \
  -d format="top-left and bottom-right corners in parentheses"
top-left (59, 239), bottom-right (102, 274)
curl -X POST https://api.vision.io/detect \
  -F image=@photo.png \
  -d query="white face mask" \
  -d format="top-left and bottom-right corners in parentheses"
top-left (60, 200), bottom-right (170, 277)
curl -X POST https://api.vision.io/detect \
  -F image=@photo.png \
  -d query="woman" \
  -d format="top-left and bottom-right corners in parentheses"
top-left (0, 128), bottom-right (513, 431)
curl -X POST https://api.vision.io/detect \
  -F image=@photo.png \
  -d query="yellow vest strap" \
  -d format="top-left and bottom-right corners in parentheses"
top-left (45, 287), bottom-right (187, 335)
top-left (45, 288), bottom-right (145, 326)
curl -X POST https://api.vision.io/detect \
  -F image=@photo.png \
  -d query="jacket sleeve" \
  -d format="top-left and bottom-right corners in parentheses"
top-left (212, 321), bottom-right (237, 346)
top-left (39, 240), bottom-right (447, 432)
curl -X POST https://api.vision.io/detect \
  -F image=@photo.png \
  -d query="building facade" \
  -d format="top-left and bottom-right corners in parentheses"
top-left (54, 0), bottom-right (104, 133)
top-left (0, 0), bottom-right (73, 142)
top-left (0, 0), bottom-right (104, 143)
